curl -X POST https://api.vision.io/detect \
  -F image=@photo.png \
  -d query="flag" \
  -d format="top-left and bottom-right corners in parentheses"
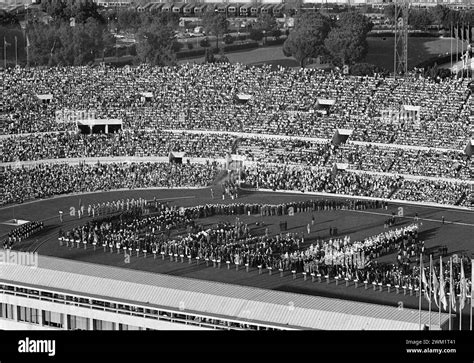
top-left (439, 257), bottom-right (447, 311)
top-left (432, 257), bottom-right (439, 308)
top-left (450, 259), bottom-right (456, 313)
top-left (471, 259), bottom-right (474, 307)
top-left (421, 257), bottom-right (431, 303)
top-left (460, 261), bottom-right (467, 310)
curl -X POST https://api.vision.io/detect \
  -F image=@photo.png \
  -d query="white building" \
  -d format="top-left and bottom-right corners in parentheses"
top-left (0, 253), bottom-right (450, 330)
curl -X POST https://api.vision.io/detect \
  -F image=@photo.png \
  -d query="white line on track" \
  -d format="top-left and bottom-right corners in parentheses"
top-left (342, 209), bottom-right (474, 227)
top-left (151, 196), bottom-right (196, 202)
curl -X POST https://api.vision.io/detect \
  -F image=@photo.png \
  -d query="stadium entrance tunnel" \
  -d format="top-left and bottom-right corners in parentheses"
top-left (234, 93), bottom-right (252, 104)
top-left (316, 98), bottom-right (335, 116)
top-left (332, 129), bottom-right (353, 145)
top-left (465, 139), bottom-right (473, 157)
top-left (36, 94), bottom-right (53, 104)
top-left (77, 119), bottom-right (123, 134)
top-left (169, 151), bottom-right (185, 164)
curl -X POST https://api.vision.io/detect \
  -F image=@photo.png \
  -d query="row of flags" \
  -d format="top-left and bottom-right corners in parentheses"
top-left (451, 24), bottom-right (474, 44)
top-left (419, 255), bottom-right (473, 330)
top-left (420, 255), bottom-right (471, 312)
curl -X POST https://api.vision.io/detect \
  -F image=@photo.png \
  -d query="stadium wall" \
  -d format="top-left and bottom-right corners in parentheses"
top-left (0, 292), bottom-right (211, 331)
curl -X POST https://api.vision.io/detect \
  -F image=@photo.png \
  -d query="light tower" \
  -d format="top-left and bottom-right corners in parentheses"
top-left (393, 0), bottom-right (409, 78)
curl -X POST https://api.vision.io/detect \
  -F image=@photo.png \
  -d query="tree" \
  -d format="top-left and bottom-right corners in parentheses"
top-left (41, 0), bottom-right (68, 22)
top-left (350, 63), bottom-right (388, 77)
top-left (254, 14), bottom-right (278, 43)
top-left (324, 12), bottom-right (372, 67)
top-left (135, 22), bottom-right (176, 66)
top-left (0, 11), bottom-right (19, 26)
top-left (272, 29), bottom-right (282, 39)
top-left (428, 5), bottom-right (451, 29)
top-left (72, 0), bottom-right (104, 25)
top-left (41, 0), bottom-right (104, 24)
top-left (249, 29), bottom-right (263, 41)
top-left (282, 12), bottom-right (331, 68)
top-left (409, 9), bottom-right (432, 31)
top-left (223, 34), bottom-right (234, 44)
top-left (27, 22), bottom-right (58, 66)
top-left (199, 37), bottom-right (210, 48)
top-left (117, 9), bottom-right (142, 32)
top-left (201, 12), bottom-right (228, 50)
top-left (254, 13), bottom-right (278, 33)
top-left (383, 4), bottom-right (395, 23)
top-left (204, 48), bottom-right (215, 63)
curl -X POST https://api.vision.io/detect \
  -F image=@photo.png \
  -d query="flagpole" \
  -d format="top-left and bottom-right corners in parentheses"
top-left (461, 22), bottom-right (464, 79)
top-left (471, 259), bottom-right (473, 331)
top-left (429, 254), bottom-right (432, 330)
top-left (439, 256), bottom-right (442, 330)
top-left (459, 294), bottom-right (462, 331)
top-left (456, 22), bottom-right (459, 77)
top-left (460, 259), bottom-right (464, 331)
top-left (419, 253), bottom-right (422, 330)
top-left (3, 36), bottom-right (6, 69)
top-left (449, 257), bottom-right (452, 331)
top-left (15, 36), bottom-right (17, 67)
top-left (450, 22), bottom-right (453, 70)
top-left (456, 22), bottom-right (459, 61)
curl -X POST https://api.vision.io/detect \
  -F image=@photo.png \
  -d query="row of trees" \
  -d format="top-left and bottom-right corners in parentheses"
top-left (16, 4), bottom-right (472, 68)
top-left (27, 18), bottom-right (112, 66)
top-left (25, 0), bottom-right (184, 66)
top-left (283, 11), bottom-right (373, 68)
top-left (24, 1), bottom-right (281, 67)
top-left (384, 5), bottom-right (474, 31)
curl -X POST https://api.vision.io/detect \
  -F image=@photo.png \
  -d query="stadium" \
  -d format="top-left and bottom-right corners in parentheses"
top-left (0, 58), bottom-right (473, 331)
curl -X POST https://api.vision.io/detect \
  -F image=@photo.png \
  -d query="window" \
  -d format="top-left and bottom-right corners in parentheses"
top-left (93, 319), bottom-right (115, 330)
top-left (17, 306), bottom-right (39, 324)
top-left (43, 310), bottom-right (63, 328)
top-left (18, 306), bottom-right (26, 321)
top-left (0, 303), bottom-right (15, 320)
top-left (67, 315), bottom-right (89, 330)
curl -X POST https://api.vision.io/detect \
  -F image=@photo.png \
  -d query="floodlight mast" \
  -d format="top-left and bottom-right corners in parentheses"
top-left (394, 0), bottom-right (409, 79)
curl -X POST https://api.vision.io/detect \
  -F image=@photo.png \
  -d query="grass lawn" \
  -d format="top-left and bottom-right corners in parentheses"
top-left (179, 37), bottom-right (470, 71)
top-left (178, 44), bottom-right (299, 68)
top-left (365, 36), bottom-right (469, 71)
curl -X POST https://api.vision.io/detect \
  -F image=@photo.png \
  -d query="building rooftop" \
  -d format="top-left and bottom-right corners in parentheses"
top-left (0, 253), bottom-right (450, 330)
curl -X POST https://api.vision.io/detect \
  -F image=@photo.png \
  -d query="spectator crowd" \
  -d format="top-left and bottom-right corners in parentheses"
top-left (0, 63), bottom-right (471, 209)
top-left (0, 161), bottom-right (220, 206)
top-left (1, 64), bottom-right (470, 149)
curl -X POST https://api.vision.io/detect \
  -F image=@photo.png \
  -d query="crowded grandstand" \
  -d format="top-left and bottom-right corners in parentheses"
top-left (0, 62), bottom-right (473, 330)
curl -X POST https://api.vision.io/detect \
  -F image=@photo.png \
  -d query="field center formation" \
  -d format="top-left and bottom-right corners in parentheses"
top-left (1, 0), bottom-right (474, 337)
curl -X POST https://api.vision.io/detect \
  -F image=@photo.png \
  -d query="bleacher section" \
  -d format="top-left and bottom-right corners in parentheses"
top-left (0, 64), bottom-right (472, 208)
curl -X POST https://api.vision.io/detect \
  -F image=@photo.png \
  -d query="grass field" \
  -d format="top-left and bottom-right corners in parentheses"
top-left (2, 187), bottom-right (474, 328)
top-left (365, 36), bottom-right (469, 71)
top-left (179, 37), bottom-right (470, 71)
